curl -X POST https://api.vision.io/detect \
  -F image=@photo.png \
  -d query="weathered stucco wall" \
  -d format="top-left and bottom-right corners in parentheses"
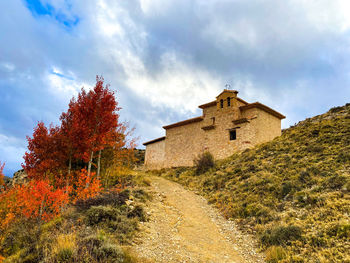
top-left (164, 121), bottom-right (203, 167)
top-left (254, 108), bottom-right (282, 144)
top-left (144, 139), bottom-right (166, 170)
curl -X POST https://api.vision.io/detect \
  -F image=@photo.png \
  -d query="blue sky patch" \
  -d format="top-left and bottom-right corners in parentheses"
top-left (25, 0), bottom-right (79, 28)
top-left (50, 69), bottom-right (74, 80)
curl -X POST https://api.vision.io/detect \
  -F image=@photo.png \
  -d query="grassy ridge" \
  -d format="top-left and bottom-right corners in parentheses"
top-left (157, 104), bottom-right (350, 262)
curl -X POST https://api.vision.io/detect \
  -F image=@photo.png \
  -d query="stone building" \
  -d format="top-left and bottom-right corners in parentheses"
top-left (143, 89), bottom-right (285, 169)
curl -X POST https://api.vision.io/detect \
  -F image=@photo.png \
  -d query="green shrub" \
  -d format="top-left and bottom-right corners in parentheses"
top-left (80, 235), bottom-right (103, 252)
top-left (298, 171), bottom-right (310, 183)
top-left (261, 225), bottom-right (302, 246)
top-left (127, 205), bottom-right (147, 221)
top-left (336, 152), bottom-right (350, 163)
top-left (194, 151), bottom-right (215, 174)
top-left (95, 243), bottom-right (124, 262)
top-left (132, 189), bottom-right (151, 202)
top-left (327, 223), bottom-right (350, 238)
top-left (85, 206), bottom-right (120, 225)
top-left (0, 219), bottom-right (39, 258)
top-left (329, 106), bottom-right (344, 113)
top-left (75, 190), bottom-right (130, 210)
top-left (55, 247), bottom-right (74, 262)
top-left (324, 175), bottom-right (347, 190)
top-left (280, 181), bottom-right (293, 198)
top-left (78, 235), bottom-right (124, 262)
top-left (243, 203), bottom-right (273, 223)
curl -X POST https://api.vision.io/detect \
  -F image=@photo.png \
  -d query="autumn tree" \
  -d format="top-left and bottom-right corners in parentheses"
top-left (24, 122), bottom-right (52, 179)
top-left (72, 76), bottom-right (120, 178)
top-left (59, 98), bottom-right (90, 176)
top-left (23, 75), bottom-right (133, 187)
top-left (23, 122), bottom-right (66, 180)
top-left (0, 162), bottom-right (5, 187)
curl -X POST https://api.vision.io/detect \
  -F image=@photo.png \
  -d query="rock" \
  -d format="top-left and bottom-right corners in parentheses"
top-left (11, 169), bottom-right (28, 186)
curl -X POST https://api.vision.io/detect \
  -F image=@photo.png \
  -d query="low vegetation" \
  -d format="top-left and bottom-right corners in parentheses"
top-left (155, 103), bottom-right (350, 262)
top-left (0, 183), bottom-right (150, 262)
top-left (194, 151), bottom-right (215, 174)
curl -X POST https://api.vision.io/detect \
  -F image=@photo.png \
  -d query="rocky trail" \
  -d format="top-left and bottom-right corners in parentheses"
top-left (131, 176), bottom-right (265, 263)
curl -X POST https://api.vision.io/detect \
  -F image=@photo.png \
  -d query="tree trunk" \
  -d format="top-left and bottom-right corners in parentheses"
top-left (68, 153), bottom-right (72, 175)
top-left (105, 169), bottom-right (110, 188)
top-left (38, 195), bottom-right (46, 232)
top-left (97, 149), bottom-right (102, 179)
top-left (66, 153), bottom-right (72, 193)
top-left (87, 151), bottom-right (94, 177)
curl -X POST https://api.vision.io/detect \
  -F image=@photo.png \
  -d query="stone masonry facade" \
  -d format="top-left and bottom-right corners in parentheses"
top-left (143, 90), bottom-right (285, 169)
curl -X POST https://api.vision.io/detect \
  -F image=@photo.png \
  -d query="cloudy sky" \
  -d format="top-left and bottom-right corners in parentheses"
top-left (1, 0), bottom-right (350, 176)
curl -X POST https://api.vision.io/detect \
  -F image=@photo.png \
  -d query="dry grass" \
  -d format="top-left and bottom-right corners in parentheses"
top-left (156, 103), bottom-right (350, 262)
top-left (0, 182), bottom-right (150, 262)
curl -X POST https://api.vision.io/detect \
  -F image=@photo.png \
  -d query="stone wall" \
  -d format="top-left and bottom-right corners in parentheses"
top-left (254, 108), bottom-right (282, 144)
top-left (165, 121), bottom-right (203, 167)
top-left (144, 91), bottom-right (284, 169)
top-left (144, 139), bottom-right (166, 170)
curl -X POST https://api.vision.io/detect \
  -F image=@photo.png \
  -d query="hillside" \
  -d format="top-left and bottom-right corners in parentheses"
top-left (0, 173), bottom-right (151, 263)
top-left (156, 103), bottom-right (350, 262)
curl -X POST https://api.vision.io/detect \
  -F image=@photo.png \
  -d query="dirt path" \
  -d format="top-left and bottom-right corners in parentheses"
top-left (131, 176), bottom-right (265, 263)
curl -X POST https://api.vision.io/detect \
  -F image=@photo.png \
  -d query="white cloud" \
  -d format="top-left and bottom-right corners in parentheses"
top-left (47, 70), bottom-right (92, 101)
top-left (123, 51), bottom-right (222, 114)
top-left (1, 62), bottom-right (16, 72)
top-left (0, 134), bottom-right (26, 175)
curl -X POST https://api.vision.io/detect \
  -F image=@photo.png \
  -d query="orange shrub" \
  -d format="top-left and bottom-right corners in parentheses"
top-left (74, 169), bottom-right (103, 202)
top-left (0, 169), bottom-right (103, 229)
top-left (0, 180), bottom-right (69, 228)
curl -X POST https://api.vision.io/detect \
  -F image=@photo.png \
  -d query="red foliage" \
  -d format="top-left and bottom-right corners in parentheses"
top-left (0, 168), bottom-right (104, 229)
top-left (0, 180), bottom-right (69, 228)
top-left (23, 75), bottom-right (126, 179)
top-left (0, 162), bottom-right (4, 186)
top-left (23, 122), bottom-right (66, 180)
top-left (73, 169), bottom-right (103, 202)
top-left (60, 98), bottom-right (90, 163)
top-left (73, 76), bottom-right (120, 158)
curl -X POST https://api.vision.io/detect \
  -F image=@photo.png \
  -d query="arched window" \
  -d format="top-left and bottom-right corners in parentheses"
top-left (227, 97), bottom-right (231, 107)
top-left (220, 99), bottom-right (224, 108)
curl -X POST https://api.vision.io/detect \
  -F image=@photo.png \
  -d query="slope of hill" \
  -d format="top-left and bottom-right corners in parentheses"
top-left (157, 104), bottom-right (350, 262)
top-left (0, 174), bottom-right (151, 263)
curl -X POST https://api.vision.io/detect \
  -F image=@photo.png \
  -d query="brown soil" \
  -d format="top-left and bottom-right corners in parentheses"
top-left (131, 176), bottom-right (265, 263)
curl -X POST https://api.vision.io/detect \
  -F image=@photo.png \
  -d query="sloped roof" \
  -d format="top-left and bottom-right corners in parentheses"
top-left (143, 136), bottom-right (166, 146)
top-left (163, 116), bottom-right (203, 130)
top-left (198, 97), bottom-right (248, 109)
top-left (240, 102), bottom-right (285, 119)
top-left (215, 89), bottom-right (238, 98)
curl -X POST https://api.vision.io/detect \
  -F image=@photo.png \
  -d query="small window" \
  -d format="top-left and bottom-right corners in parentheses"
top-left (220, 99), bottom-right (224, 108)
top-left (227, 97), bottom-right (231, 107)
top-left (229, 130), bottom-right (236, 140)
